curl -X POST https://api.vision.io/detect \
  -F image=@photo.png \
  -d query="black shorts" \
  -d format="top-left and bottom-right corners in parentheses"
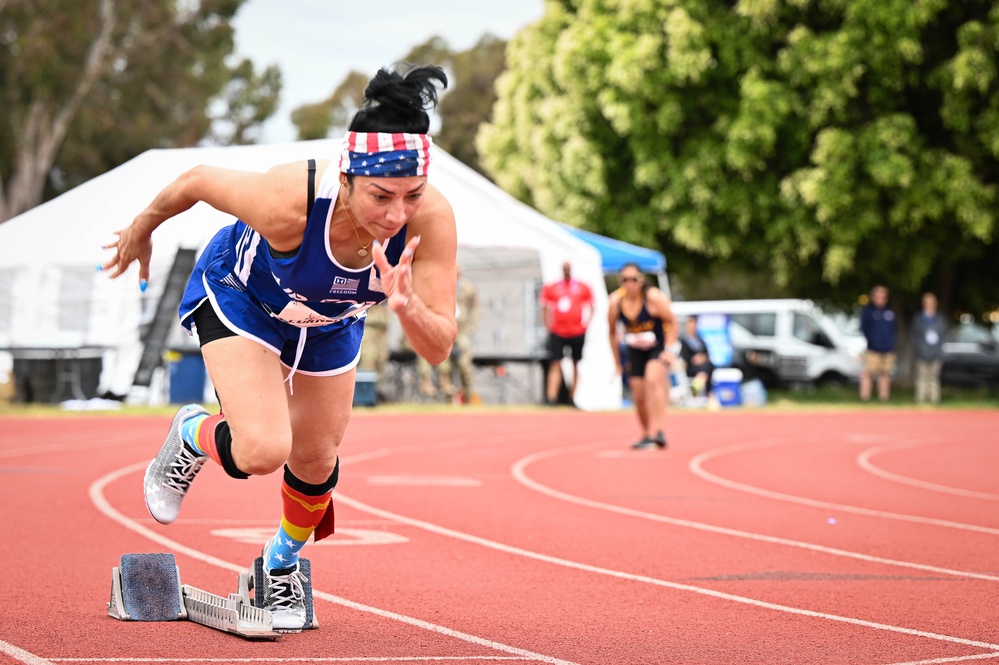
top-left (626, 344), bottom-right (665, 378)
top-left (193, 301), bottom-right (237, 347)
top-left (547, 333), bottom-right (585, 362)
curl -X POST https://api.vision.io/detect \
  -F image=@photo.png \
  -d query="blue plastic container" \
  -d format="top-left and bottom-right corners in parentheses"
top-left (168, 353), bottom-right (206, 404)
top-left (712, 368), bottom-right (743, 407)
top-left (353, 371), bottom-right (378, 407)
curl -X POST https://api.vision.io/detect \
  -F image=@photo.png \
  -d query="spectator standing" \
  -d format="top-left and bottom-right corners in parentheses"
top-left (358, 302), bottom-right (390, 401)
top-left (540, 261), bottom-right (594, 405)
top-left (418, 270), bottom-right (479, 403)
top-left (911, 292), bottom-right (948, 404)
top-left (860, 285), bottom-right (897, 402)
top-left (416, 346), bottom-right (438, 398)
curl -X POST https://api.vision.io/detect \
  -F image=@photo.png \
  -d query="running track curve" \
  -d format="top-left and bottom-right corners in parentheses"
top-left (0, 408), bottom-right (996, 664)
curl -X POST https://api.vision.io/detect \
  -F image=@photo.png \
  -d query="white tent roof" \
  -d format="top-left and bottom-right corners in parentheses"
top-left (0, 140), bottom-right (619, 410)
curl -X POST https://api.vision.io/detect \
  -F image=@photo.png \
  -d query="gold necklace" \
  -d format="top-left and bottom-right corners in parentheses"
top-left (339, 189), bottom-right (372, 257)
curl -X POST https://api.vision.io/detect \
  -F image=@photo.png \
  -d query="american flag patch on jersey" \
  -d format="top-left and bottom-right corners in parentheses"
top-left (329, 275), bottom-right (361, 295)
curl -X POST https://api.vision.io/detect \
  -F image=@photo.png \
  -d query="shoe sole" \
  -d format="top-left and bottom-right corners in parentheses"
top-left (143, 404), bottom-right (210, 524)
top-left (631, 441), bottom-right (667, 450)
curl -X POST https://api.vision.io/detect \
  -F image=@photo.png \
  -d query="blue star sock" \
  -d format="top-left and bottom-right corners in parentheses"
top-left (264, 526), bottom-right (307, 572)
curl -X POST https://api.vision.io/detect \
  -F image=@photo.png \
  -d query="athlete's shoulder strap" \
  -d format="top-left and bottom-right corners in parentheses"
top-left (307, 158), bottom-right (316, 218)
top-left (267, 159), bottom-right (316, 261)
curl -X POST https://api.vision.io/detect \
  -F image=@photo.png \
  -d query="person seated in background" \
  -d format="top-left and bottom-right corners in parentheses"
top-left (679, 316), bottom-right (714, 398)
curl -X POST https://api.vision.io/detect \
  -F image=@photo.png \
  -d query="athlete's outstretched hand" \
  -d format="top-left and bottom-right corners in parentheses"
top-left (100, 221), bottom-right (153, 290)
top-left (371, 234), bottom-right (420, 315)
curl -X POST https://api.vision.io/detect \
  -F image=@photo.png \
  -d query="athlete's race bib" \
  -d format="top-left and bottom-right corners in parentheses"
top-left (624, 330), bottom-right (659, 350)
top-left (268, 301), bottom-right (371, 328)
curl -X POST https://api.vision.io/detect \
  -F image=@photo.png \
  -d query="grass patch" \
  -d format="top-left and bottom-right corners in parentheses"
top-left (765, 383), bottom-right (999, 409)
top-left (0, 385), bottom-right (995, 419)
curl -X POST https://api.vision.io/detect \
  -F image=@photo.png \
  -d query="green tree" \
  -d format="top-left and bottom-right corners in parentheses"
top-left (208, 57), bottom-right (282, 146)
top-left (479, 0), bottom-right (999, 322)
top-left (290, 37), bottom-right (454, 141)
top-left (0, 0), bottom-right (281, 223)
top-left (434, 34), bottom-right (509, 174)
top-left (290, 71), bottom-right (369, 141)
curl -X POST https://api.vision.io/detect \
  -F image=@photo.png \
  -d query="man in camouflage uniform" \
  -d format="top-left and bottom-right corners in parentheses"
top-left (418, 271), bottom-right (479, 403)
top-left (358, 302), bottom-right (391, 398)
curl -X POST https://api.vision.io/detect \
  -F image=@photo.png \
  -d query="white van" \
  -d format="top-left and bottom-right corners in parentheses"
top-left (670, 299), bottom-right (866, 387)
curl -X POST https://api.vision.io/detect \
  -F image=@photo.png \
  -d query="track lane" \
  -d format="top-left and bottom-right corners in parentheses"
top-left (690, 437), bottom-right (999, 532)
top-left (1, 410), bottom-right (996, 664)
top-left (333, 410), bottom-right (999, 663)
top-left (1, 416), bottom-right (580, 665)
top-left (858, 439), bottom-right (999, 501)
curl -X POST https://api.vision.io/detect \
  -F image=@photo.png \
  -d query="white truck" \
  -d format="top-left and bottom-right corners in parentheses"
top-left (670, 299), bottom-right (866, 387)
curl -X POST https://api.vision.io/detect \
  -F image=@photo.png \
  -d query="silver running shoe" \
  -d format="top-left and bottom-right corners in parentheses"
top-left (262, 563), bottom-right (308, 631)
top-left (143, 404), bottom-right (210, 524)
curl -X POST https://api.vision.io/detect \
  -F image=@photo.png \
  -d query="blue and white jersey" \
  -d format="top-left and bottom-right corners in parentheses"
top-left (178, 163), bottom-right (407, 375)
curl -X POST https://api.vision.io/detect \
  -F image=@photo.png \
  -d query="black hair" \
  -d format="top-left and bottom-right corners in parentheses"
top-left (348, 63), bottom-right (448, 134)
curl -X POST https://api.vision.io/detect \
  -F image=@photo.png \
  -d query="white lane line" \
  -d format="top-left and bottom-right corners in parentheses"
top-left (857, 441), bottom-right (999, 501)
top-left (88, 461), bottom-right (579, 665)
top-left (507, 443), bottom-right (999, 582)
top-left (593, 450), bottom-right (629, 458)
top-left (333, 492), bottom-right (999, 653)
top-left (209, 526), bottom-right (409, 546)
top-left (882, 653), bottom-right (999, 665)
top-left (0, 640), bottom-right (55, 665)
top-left (48, 657), bottom-right (532, 662)
top-left (142, 518), bottom-right (401, 526)
top-left (688, 438), bottom-right (999, 536)
top-left (366, 476), bottom-right (482, 487)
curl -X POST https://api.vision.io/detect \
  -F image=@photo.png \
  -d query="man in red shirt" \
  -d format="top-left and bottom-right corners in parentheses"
top-left (540, 261), bottom-right (594, 405)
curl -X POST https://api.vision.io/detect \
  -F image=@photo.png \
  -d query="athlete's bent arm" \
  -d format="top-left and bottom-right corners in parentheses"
top-left (372, 189), bottom-right (458, 365)
top-left (102, 161), bottom-right (309, 285)
top-left (649, 288), bottom-right (680, 362)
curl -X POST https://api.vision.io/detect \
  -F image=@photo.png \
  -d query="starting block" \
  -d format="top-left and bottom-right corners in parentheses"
top-left (108, 553), bottom-right (187, 622)
top-left (108, 553), bottom-right (280, 640)
top-left (238, 557), bottom-right (319, 632)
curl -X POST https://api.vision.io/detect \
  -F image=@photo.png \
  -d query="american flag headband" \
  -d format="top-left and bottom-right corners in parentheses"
top-left (338, 131), bottom-right (433, 177)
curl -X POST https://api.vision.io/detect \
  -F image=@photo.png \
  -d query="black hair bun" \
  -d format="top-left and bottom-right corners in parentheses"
top-left (365, 64), bottom-right (448, 113)
top-left (349, 63), bottom-right (448, 134)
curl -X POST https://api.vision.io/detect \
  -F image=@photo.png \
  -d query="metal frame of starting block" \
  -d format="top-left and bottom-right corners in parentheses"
top-left (179, 585), bottom-right (277, 639)
top-left (108, 553), bottom-right (309, 640)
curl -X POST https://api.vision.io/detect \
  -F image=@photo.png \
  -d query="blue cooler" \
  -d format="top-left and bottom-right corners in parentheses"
top-left (353, 371), bottom-right (378, 407)
top-left (168, 352), bottom-right (206, 404)
top-left (712, 368), bottom-right (743, 407)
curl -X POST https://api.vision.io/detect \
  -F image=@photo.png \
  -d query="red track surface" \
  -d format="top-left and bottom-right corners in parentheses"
top-left (1, 408), bottom-right (997, 664)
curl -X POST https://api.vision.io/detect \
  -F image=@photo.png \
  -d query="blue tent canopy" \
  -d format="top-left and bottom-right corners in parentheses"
top-left (561, 224), bottom-right (666, 274)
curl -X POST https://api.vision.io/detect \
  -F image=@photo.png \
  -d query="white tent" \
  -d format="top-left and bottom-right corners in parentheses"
top-left (0, 140), bottom-right (619, 410)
